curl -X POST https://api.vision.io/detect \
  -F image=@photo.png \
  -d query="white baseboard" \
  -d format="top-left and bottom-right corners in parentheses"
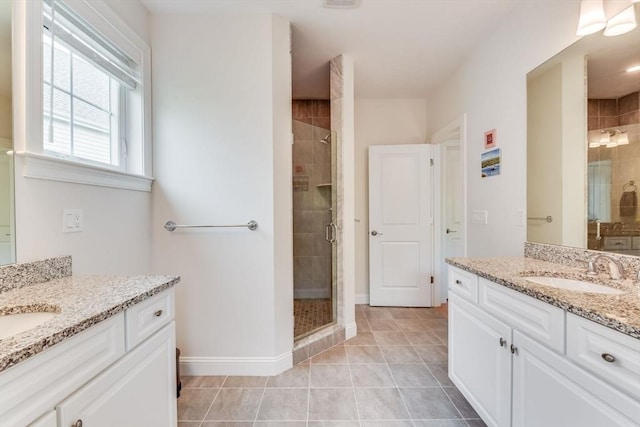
top-left (354, 293), bottom-right (369, 305)
top-left (293, 288), bottom-right (331, 299)
top-left (180, 351), bottom-right (292, 376)
top-left (345, 321), bottom-right (357, 340)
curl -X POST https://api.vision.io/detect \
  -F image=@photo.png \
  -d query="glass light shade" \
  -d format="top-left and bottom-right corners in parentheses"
top-left (600, 131), bottom-right (611, 144)
top-left (606, 140), bottom-right (619, 148)
top-left (617, 132), bottom-right (630, 145)
top-left (577, 0), bottom-right (607, 35)
top-left (604, 5), bottom-right (637, 36)
top-left (589, 141), bottom-right (602, 148)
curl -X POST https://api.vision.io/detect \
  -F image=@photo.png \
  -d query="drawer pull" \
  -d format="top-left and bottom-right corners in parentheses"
top-left (154, 309), bottom-right (163, 317)
top-left (510, 344), bottom-right (518, 355)
top-left (499, 337), bottom-right (507, 347)
top-left (73, 420), bottom-right (83, 427)
top-left (601, 353), bottom-right (616, 363)
top-left (455, 279), bottom-right (463, 285)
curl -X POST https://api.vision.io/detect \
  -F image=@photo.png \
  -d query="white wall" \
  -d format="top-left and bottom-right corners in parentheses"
top-left (427, 0), bottom-right (581, 257)
top-left (354, 98), bottom-right (427, 302)
top-left (150, 12), bottom-right (293, 375)
top-left (13, 0), bottom-right (152, 275)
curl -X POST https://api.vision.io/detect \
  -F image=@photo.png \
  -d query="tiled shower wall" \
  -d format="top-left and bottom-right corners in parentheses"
top-left (292, 100), bottom-right (332, 299)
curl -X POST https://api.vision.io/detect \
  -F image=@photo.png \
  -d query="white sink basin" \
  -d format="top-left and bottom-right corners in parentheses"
top-left (522, 276), bottom-right (625, 295)
top-left (0, 311), bottom-right (58, 340)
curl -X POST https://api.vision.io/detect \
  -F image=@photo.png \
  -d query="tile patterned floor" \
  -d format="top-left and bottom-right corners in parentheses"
top-left (294, 298), bottom-right (333, 338)
top-left (178, 304), bottom-right (487, 427)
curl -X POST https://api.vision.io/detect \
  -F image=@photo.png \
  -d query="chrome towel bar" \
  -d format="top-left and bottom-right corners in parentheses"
top-left (164, 220), bottom-right (258, 232)
top-left (527, 216), bottom-right (553, 223)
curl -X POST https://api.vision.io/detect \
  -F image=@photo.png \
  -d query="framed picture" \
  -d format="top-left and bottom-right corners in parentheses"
top-left (481, 148), bottom-right (501, 178)
top-left (484, 129), bottom-right (496, 149)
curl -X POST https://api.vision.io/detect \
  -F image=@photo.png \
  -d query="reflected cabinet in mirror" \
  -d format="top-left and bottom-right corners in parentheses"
top-left (527, 23), bottom-right (640, 256)
top-left (0, 0), bottom-right (14, 265)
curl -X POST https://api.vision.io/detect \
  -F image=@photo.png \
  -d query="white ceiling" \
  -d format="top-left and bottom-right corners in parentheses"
top-left (140, 0), bottom-right (520, 99)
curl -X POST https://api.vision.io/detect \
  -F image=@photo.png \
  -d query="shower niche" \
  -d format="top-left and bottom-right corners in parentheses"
top-left (292, 100), bottom-right (337, 339)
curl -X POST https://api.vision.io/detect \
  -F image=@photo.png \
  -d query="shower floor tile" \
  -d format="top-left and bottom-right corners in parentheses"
top-left (294, 298), bottom-right (333, 338)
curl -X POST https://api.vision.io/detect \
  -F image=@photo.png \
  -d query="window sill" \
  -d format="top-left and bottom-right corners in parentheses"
top-left (16, 152), bottom-right (153, 192)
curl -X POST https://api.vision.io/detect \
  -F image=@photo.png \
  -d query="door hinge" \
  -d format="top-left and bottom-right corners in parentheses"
top-left (430, 276), bottom-right (434, 284)
top-left (430, 158), bottom-right (434, 166)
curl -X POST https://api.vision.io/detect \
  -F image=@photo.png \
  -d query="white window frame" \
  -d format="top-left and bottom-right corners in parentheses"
top-left (13, 0), bottom-right (153, 192)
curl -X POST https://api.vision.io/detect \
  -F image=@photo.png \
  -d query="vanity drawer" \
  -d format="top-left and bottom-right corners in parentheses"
top-left (125, 288), bottom-right (175, 350)
top-left (603, 236), bottom-right (631, 250)
top-left (632, 236), bottom-right (640, 250)
top-left (566, 313), bottom-right (640, 398)
top-left (448, 266), bottom-right (478, 303)
top-left (479, 278), bottom-right (565, 352)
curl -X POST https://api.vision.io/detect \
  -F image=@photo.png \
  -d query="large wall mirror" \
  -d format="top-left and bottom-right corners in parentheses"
top-left (0, 0), bottom-right (14, 265)
top-left (527, 22), bottom-right (640, 256)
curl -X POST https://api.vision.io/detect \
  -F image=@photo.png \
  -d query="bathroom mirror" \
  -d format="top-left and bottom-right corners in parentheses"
top-left (0, 0), bottom-right (15, 265)
top-left (527, 24), bottom-right (640, 255)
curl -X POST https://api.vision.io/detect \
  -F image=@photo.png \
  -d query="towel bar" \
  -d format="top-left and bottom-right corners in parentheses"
top-left (527, 216), bottom-right (553, 223)
top-left (164, 220), bottom-right (258, 232)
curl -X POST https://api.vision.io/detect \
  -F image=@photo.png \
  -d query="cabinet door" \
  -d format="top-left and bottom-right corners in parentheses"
top-left (512, 330), bottom-right (639, 427)
top-left (449, 293), bottom-right (512, 427)
top-left (58, 322), bottom-right (177, 427)
top-left (28, 411), bottom-right (56, 427)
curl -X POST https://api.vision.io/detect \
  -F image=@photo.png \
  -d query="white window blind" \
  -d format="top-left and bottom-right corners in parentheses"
top-left (42, 0), bottom-right (139, 168)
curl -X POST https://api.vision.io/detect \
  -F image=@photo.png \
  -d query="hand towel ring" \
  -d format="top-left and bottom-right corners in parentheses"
top-left (624, 181), bottom-right (637, 192)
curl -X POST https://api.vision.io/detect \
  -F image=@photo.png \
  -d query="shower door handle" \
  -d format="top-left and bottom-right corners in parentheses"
top-left (325, 223), bottom-right (337, 243)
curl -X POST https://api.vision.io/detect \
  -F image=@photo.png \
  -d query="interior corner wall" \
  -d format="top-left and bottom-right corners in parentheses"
top-left (13, 0), bottom-right (152, 275)
top-left (150, 12), bottom-right (292, 375)
top-left (426, 0), bottom-right (580, 257)
top-left (353, 98), bottom-right (428, 303)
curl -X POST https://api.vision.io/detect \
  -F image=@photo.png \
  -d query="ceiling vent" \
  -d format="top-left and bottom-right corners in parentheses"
top-left (323, 0), bottom-right (361, 9)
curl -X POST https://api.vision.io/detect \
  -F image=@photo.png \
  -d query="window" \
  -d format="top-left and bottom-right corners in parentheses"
top-left (41, 0), bottom-right (144, 174)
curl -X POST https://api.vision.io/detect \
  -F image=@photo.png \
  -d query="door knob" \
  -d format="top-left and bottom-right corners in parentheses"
top-left (371, 230), bottom-right (383, 236)
top-left (446, 228), bottom-right (457, 234)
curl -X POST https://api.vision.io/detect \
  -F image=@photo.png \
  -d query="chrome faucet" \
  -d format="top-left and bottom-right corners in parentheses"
top-left (585, 254), bottom-right (624, 280)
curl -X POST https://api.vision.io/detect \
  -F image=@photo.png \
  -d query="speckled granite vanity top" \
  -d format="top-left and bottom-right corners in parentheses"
top-left (0, 257), bottom-right (179, 373)
top-left (446, 256), bottom-right (640, 339)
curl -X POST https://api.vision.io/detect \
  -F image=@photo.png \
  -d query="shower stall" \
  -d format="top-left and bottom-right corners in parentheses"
top-left (292, 100), bottom-right (337, 339)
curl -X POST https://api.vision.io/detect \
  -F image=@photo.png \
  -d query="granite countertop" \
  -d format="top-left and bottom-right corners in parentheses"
top-left (0, 274), bottom-right (180, 373)
top-left (446, 257), bottom-right (640, 339)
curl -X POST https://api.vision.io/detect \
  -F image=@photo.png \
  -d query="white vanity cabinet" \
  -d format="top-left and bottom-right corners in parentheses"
top-left (0, 288), bottom-right (177, 427)
top-left (448, 266), bottom-right (640, 427)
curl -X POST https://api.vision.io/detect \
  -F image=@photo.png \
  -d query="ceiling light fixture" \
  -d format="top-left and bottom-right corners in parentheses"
top-left (577, 0), bottom-right (638, 36)
top-left (604, 5), bottom-right (638, 36)
top-left (577, 0), bottom-right (607, 35)
top-left (627, 64), bottom-right (640, 72)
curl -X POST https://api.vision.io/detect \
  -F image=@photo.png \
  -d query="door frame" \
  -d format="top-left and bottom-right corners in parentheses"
top-left (431, 114), bottom-right (468, 305)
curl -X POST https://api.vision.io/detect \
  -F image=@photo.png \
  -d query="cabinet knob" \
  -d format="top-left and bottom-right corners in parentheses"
top-left (510, 344), bottom-right (518, 355)
top-left (601, 353), bottom-right (616, 363)
top-left (455, 279), bottom-right (462, 285)
top-left (154, 309), bottom-right (163, 317)
top-left (499, 337), bottom-right (506, 347)
top-left (72, 420), bottom-right (83, 427)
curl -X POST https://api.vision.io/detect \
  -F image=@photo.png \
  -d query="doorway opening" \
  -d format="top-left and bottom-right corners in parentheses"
top-left (292, 101), bottom-right (337, 340)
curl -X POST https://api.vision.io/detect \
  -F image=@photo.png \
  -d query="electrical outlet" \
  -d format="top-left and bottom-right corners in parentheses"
top-left (62, 209), bottom-right (83, 233)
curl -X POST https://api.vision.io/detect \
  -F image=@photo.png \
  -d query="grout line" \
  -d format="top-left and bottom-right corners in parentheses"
top-left (199, 383), bottom-right (223, 425)
top-left (344, 344), bottom-right (363, 427)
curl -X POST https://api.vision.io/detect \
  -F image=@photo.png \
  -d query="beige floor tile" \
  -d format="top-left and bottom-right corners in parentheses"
top-left (373, 330), bottom-right (410, 346)
top-left (354, 388), bottom-right (410, 419)
top-left (310, 364), bottom-right (353, 387)
top-left (266, 363), bottom-right (310, 388)
top-left (465, 419), bottom-right (489, 427)
top-left (178, 388), bottom-right (219, 421)
top-left (183, 376), bottom-right (227, 389)
top-left (368, 318), bottom-right (400, 331)
top-left (310, 344), bottom-right (348, 364)
top-left (395, 318), bottom-right (428, 331)
top-left (414, 345), bottom-right (449, 363)
top-left (361, 421), bottom-right (414, 427)
top-left (204, 388), bottom-right (264, 421)
top-left (308, 422), bottom-right (360, 426)
top-left (356, 318), bottom-right (372, 332)
top-left (398, 387), bottom-right (461, 420)
top-left (349, 363), bottom-right (395, 387)
top-left (411, 420), bottom-right (468, 426)
top-left (388, 307), bottom-right (420, 319)
top-left (222, 376), bottom-right (268, 388)
top-left (404, 330), bottom-right (442, 345)
top-left (389, 364), bottom-right (439, 387)
top-left (422, 318), bottom-right (449, 331)
top-left (308, 388), bottom-right (358, 420)
top-left (380, 345), bottom-right (423, 364)
top-left (344, 331), bottom-right (377, 346)
top-left (365, 310), bottom-right (394, 320)
top-left (345, 345), bottom-right (385, 363)
top-left (426, 363), bottom-right (455, 386)
top-left (443, 386), bottom-right (481, 419)
top-left (201, 423), bottom-right (253, 427)
top-left (256, 388), bottom-right (309, 421)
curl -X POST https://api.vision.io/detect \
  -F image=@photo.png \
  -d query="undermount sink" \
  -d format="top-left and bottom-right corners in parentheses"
top-left (0, 311), bottom-right (59, 340)
top-left (522, 276), bottom-right (625, 295)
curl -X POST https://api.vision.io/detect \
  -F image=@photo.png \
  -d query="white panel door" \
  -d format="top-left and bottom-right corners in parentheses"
top-left (369, 144), bottom-right (431, 306)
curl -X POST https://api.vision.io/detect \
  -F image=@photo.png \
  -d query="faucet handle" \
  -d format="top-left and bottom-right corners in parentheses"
top-left (585, 260), bottom-right (597, 276)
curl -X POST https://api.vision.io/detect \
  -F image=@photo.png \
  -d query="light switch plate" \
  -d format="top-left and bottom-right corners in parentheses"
top-left (471, 210), bottom-right (488, 224)
top-left (62, 209), bottom-right (83, 233)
